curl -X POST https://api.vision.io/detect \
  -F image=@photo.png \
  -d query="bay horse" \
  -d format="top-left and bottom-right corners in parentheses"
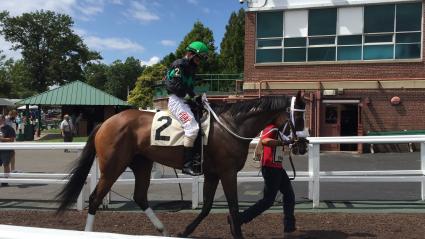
top-left (56, 91), bottom-right (308, 238)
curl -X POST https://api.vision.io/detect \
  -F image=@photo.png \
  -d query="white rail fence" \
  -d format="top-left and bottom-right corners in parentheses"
top-left (0, 135), bottom-right (425, 210)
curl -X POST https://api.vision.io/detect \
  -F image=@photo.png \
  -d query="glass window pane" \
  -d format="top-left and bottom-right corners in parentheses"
top-left (396, 33), bottom-right (421, 43)
top-left (325, 106), bottom-right (337, 124)
top-left (257, 12), bottom-right (283, 38)
top-left (256, 49), bottom-right (282, 63)
top-left (364, 34), bottom-right (393, 43)
top-left (338, 46), bottom-right (362, 60)
top-left (309, 8), bottom-right (337, 36)
top-left (309, 37), bottom-right (335, 45)
top-left (308, 47), bottom-right (336, 61)
top-left (338, 35), bottom-right (362, 45)
top-left (258, 39), bottom-right (282, 47)
top-left (395, 44), bottom-right (421, 59)
top-left (364, 4), bottom-right (395, 33)
top-left (396, 2), bottom-right (422, 32)
top-left (363, 45), bottom-right (394, 60)
top-left (284, 48), bottom-right (306, 62)
top-left (285, 37), bottom-right (306, 47)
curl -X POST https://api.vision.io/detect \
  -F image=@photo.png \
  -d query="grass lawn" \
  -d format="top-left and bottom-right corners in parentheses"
top-left (42, 128), bottom-right (61, 134)
top-left (38, 136), bottom-right (88, 142)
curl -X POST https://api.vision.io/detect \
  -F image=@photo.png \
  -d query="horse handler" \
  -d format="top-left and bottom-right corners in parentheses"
top-left (238, 113), bottom-right (297, 235)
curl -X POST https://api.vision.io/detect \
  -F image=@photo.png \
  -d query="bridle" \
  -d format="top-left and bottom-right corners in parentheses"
top-left (278, 96), bottom-right (309, 180)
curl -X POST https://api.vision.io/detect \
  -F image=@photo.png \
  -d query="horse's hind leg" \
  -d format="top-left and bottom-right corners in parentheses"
top-left (180, 173), bottom-right (219, 237)
top-left (130, 157), bottom-right (169, 236)
top-left (85, 157), bottom-right (128, 231)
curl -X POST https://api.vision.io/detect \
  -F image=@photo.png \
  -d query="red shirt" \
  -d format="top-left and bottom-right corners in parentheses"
top-left (261, 124), bottom-right (283, 169)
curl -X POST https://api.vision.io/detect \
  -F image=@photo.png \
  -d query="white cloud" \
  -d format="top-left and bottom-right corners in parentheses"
top-left (160, 40), bottom-right (176, 47)
top-left (127, 1), bottom-right (160, 23)
top-left (84, 36), bottom-right (145, 52)
top-left (187, 0), bottom-right (198, 5)
top-left (0, 36), bottom-right (22, 60)
top-left (111, 0), bottom-right (124, 5)
top-left (202, 8), bottom-right (211, 14)
top-left (0, 0), bottom-right (105, 19)
top-left (140, 56), bottom-right (160, 66)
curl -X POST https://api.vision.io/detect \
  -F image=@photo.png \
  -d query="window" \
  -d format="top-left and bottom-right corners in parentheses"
top-left (255, 2), bottom-right (422, 64)
top-left (364, 4), bottom-right (395, 33)
top-left (257, 12), bottom-right (283, 38)
top-left (308, 8), bottom-right (337, 36)
top-left (325, 107), bottom-right (338, 124)
top-left (256, 49), bottom-right (282, 63)
top-left (396, 2), bottom-right (422, 32)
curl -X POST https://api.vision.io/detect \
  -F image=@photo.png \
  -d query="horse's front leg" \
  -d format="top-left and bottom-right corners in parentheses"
top-left (221, 171), bottom-right (243, 239)
top-left (179, 173), bottom-right (219, 237)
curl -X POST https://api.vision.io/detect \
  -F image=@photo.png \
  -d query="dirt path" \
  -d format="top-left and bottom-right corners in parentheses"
top-left (1, 210), bottom-right (424, 238)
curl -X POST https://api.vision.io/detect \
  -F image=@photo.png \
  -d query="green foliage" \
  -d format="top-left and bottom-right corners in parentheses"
top-left (128, 64), bottom-right (166, 109)
top-left (160, 52), bottom-right (177, 68)
top-left (219, 8), bottom-right (245, 73)
top-left (0, 51), bottom-right (35, 98)
top-left (104, 57), bottom-right (145, 100)
top-left (0, 10), bottom-right (101, 92)
top-left (174, 21), bottom-right (219, 74)
top-left (83, 63), bottom-right (109, 91)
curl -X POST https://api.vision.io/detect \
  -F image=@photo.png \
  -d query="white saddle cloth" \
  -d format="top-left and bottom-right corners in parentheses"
top-left (150, 110), bottom-right (210, 146)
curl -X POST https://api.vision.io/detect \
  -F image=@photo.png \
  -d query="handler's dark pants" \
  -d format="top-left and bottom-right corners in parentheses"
top-left (240, 166), bottom-right (295, 223)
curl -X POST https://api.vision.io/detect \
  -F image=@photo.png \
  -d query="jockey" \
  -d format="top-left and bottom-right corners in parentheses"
top-left (165, 41), bottom-right (208, 176)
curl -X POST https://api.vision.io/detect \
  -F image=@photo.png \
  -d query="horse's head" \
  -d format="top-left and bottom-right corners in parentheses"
top-left (281, 91), bottom-right (309, 155)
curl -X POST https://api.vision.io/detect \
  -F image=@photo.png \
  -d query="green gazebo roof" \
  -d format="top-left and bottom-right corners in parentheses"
top-left (17, 81), bottom-right (129, 106)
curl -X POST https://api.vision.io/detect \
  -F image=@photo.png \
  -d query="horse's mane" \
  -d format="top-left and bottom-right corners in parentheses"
top-left (211, 96), bottom-right (291, 122)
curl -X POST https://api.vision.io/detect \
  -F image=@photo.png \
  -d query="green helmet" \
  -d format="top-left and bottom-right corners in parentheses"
top-left (186, 41), bottom-right (209, 59)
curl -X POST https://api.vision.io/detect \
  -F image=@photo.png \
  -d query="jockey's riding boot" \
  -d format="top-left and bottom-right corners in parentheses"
top-left (284, 216), bottom-right (296, 234)
top-left (182, 147), bottom-right (202, 176)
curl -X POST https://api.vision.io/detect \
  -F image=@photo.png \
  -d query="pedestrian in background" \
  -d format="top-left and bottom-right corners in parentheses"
top-left (60, 114), bottom-right (74, 152)
top-left (0, 114), bottom-right (16, 186)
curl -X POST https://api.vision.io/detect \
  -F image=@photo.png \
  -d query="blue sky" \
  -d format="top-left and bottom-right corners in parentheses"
top-left (0, 0), bottom-right (245, 65)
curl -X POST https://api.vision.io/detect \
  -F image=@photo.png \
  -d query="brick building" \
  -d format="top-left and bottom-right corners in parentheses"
top-left (243, 0), bottom-right (425, 151)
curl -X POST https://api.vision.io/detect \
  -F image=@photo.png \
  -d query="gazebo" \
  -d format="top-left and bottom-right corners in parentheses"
top-left (17, 80), bottom-right (131, 138)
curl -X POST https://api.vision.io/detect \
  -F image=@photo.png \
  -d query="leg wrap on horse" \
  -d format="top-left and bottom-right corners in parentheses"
top-left (84, 213), bottom-right (95, 231)
top-left (144, 207), bottom-right (169, 236)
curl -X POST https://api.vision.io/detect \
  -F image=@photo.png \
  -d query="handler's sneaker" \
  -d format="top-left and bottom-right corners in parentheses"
top-left (284, 217), bottom-right (296, 233)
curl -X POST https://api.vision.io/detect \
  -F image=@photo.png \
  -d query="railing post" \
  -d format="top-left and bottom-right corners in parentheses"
top-left (192, 176), bottom-right (199, 209)
top-left (421, 142), bottom-right (425, 201)
top-left (308, 144), bottom-right (314, 200)
top-left (311, 143), bottom-right (320, 208)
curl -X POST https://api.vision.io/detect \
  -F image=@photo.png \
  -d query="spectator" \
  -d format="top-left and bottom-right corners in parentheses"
top-left (0, 114), bottom-right (16, 186)
top-left (5, 110), bottom-right (17, 172)
top-left (60, 114), bottom-right (74, 152)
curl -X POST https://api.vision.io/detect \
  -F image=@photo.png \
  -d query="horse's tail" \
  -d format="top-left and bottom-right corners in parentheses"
top-left (56, 124), bottom-right (101, 214)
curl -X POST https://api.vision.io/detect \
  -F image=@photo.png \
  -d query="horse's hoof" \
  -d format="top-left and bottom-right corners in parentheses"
top-left (177, 232), bottom-right (187, 238)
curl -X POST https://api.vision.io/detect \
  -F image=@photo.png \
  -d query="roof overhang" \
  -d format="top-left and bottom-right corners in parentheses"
top-left (243, 79), bottom-right (425, 90)
top-left (247, 0), bottom-right (419, 11)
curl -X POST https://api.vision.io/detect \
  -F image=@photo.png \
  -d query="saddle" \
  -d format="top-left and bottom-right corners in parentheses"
top-left (150, 97), bottom-right (211, 147)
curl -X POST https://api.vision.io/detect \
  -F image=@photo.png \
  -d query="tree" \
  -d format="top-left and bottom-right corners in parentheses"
top-left (128, 63), bottom-right (166, 109)
top-left (0, 10), bottom-right (101, 92)
top-left (105, 57), bottom-right (145, 100)
top-left (0, 51), bottom-right (12, 97)
top-left (160, 52), bottom-right (177, 68)
top-left (219, 8), bottom-right (245, 73)
top-left (83, 63), bottom-right (109, 91)
top-left (7, 60), bottom-right (36, 98)
top-left (174, 21), bottom-right (219, 74)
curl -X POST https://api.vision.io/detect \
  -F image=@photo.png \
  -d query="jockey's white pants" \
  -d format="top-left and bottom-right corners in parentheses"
top-left (168, 94), bottom-right (199, 147)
